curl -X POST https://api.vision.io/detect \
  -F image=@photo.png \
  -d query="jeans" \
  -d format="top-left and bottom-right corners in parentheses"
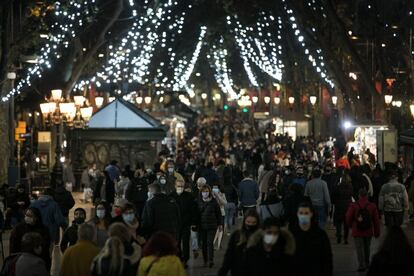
top-left (200, 229), bottom-right (216, 263)
top-left (354, 236), bottom-right (372, 269)
top-left (314, 205), bottom-right (327, 229)
top-left (178, 226), bottom-right (191, 263)
top-left (384, 211), bottom-right (404, 226)
top-left (224, 203), bottom-right (237, 230)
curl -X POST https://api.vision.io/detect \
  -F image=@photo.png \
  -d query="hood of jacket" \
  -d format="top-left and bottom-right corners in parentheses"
top-left (246, 229), bottom-right (296, 256)
top-left (37, 195), bottom-right (53, 206)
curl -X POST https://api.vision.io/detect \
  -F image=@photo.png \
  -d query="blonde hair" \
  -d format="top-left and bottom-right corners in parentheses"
top-left (93, 237), bottom-right (125, 276)
top-left (108, 222), bottom-right (131, 243)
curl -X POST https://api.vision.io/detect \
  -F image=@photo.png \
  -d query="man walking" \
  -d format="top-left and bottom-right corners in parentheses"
top-left (346, 189), bottom-right (380, 272)
top-left (238, 171), bottom-right (259, 215)
top-left (379, 165), bottom-right (409, 226)
top-left (304, 168), bottom-right (331, 229)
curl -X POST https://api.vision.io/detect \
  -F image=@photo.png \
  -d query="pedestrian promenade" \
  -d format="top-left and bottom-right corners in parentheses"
top-left (1, 192), bottom-right (413, 276)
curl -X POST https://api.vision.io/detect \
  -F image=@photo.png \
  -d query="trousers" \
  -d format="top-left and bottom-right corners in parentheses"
top-left (200, 229), bottom-right (216, 263)
top-left (354, 236), bottom-right (372, 269)
top-left (384, 211), bottom-right (404, 226)
top-left (178, 226), bottom-right (191, 263)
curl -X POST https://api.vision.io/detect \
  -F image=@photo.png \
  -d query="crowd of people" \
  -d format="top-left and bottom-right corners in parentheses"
top-left (1, 115), bottom-right (414, 276)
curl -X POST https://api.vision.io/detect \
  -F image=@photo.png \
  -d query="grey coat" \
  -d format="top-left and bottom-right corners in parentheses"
top-left (16, 253), bottom-right (49, 276)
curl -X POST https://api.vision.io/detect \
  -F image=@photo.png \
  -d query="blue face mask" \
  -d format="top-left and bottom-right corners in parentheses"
top-left (122, 213), bottom-right (135, 224)
top-left (298, 214), bottom-right (311, 225)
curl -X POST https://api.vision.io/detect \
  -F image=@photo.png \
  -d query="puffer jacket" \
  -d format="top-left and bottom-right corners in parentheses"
top-left (198, 198), bottom-right (222, 230)
top-left (242, 229), bottom-right (296, 276)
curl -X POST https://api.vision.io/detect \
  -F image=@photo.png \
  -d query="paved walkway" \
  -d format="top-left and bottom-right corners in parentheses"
top-left (1, 192), bottom-right (413, 276)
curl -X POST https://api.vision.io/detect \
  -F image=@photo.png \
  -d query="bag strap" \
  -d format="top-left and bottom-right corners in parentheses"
top-left (145, 257), bottom-right (160, 274)
top-left (265, 205), bottom-right (276, 218)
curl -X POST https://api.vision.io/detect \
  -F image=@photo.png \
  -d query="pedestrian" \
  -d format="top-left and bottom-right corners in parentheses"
top-left (105, 160), bottom-right (121, 183)
top-left (29, 188), bottom-right (66, 244)
top-left (282, 184), bottom-right (305, 226)
top-left (202, 162), bottom-right (219, 186)
top-left (53, 179), bottom-right (75, 227)
top-left (137, 231), bottom-right (185, 276)
top-left (115, 171), bottom-right (130, 199)
top-left (242, 217), bottom-right (296, 276)
top-left (15, 232), bottom-right (49, 276)
top-left (126, 169), bottom-right (149, 217)
top-left (198, 184), bottom-right (223, 267)
top-left (108, 223), bottom-right (142, 272)
top-left (9, 207), bottom-right (51, 271)
top-left (142, 183), bottom-right (181, 239)
top-left (258, 186), bottom-right (284, 222)
top-left (379, 165), bottom-right (409, 226)
top-left (258, 163), bottom-right (273, 201)
top-left (212, 183), bottom-right (227, 249)
top-left (91, 237), bottom-right (134, 276)
top-left (222, 180), bottom-right (238, 234)
top-left (346, 189), bottom-right (380, 272)
top-left (304, 168), bottom-right (331, 229)
top-left (88, 202), bottom-right (110, 249)
top-left (170, 179), bottom-right (199, 268)
top-left (290, 202), bottom-right (333, 276)
top-left (332, 169), bottom-right (353, 244)
top-left (238, 171), bottom-right (259, 215)
top-left (119, 202), bottom-right (146, 245)
top-left (367, 226), bottom-right (414, 276)
top-left (59, 223), bottom-right (100, 276)
top-left (164, 160), bottom-right (185, 195)
top-left (60, 207), bottom-right (86, 253)
top-left (218, 210), bottom-right (260, 276)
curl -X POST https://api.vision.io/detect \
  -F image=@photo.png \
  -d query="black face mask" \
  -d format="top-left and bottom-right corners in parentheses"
top-left (245, 225), bottom-right (258, 234)
top-left (74, 217), bottom-right (85, 224)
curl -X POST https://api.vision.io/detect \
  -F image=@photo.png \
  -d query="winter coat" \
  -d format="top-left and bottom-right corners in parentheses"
top-left (258, 170), bottom-right (273, 194)
top-left (10, 220), bottom-right (51, 270)
top-left (367, 250), bottom-right (414, 276)
top-left (59, 240), bottom-right (100, 276)
top-left (290, 223), bottom-right (333, 276)
top-left (202, 168), bottom-right (220, 186)
top-left (238, 178), bottom-right (259, 207)
top-left (242, 229), bottom-right (296, 276)
top-left (332, 182), bottom-right (353, 223)
top-left (91, 256), bottom-right (134, 276)
top-left (170, 191), bottom-right (199, 227)
top-left (30, 195), bottom-right (66, 242)
top-left (126, 177), bottom-right (149, 207)
top-left (60, 223), bottom-right (79, 253)
top-left (198, 198), bottom-right (222, 231)
top-left (142, 193), bottom-right (181, 239)
top-left (137, 255), bottom-right (185, 276)
top-left (346, 196), bottom-right (380, 238)
top-left (379, 179), bottom-right (409, 212)
top-left (282, 191), bottom-right (305, 225)
top-left (15, 253), bottom-right (49, 276)
top-left (222, 184), bottom-right (238, 205)
top-left (218, 229), bottom-right (254, 276)
top-left (54, 186), bottom-right (75, 217)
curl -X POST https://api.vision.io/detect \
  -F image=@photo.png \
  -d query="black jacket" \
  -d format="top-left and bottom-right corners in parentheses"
top-left (332, 182), bottom-right (353, 223)
top-left (290, 224), bottom-right (333, 276)
top-left (242, 229), bottom-right (296, 276)
top-left (60, 222), bottom-right (79, 253)
top-left (170, 191), bottom-right (199, 227)
top-left (142, 193), bottom-right (181, 239)
top-left (198, 198), bottom-right (222, 231)
top-left (53, 186), bottom-right (75, 217)
top-left (222, 184), bottom-right (238, 205)
top-left (126, 177), bottom-right (149, 206)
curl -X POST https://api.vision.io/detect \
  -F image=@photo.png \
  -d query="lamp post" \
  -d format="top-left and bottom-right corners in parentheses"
top-left (310, 96), bottom-right (317, 137)
top-left (331, 96), bottom-right (338, 136)
top-left (384, 94), bottom-right (393, 124)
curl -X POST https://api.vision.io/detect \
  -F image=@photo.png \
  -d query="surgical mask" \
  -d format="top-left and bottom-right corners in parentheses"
top-left (122, 213), bottom-right (135, 224)
top-left (74, 217), bottom-right (85, 224)
top-left (298, 214), bottom-right (311, 225)
top-left (212, 188), bottom-right (219, 193)
top-left (160, 179), bottom-right (166, 185)
top-left (96, 210), bottom-right (105, 219)
top-left (24, 216), bottom-right (35, 225)
top-left (176, 187), bottom-right (184, 195)
top-left (263, 234), bottom-right (279, 245)
top-left (168, 168), bottom-right (174, 173)
top-left (202, 192), bottom-right (209, 199)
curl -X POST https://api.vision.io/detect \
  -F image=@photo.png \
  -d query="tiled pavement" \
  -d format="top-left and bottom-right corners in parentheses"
top-left (1, 192), bottom-right (413, 276)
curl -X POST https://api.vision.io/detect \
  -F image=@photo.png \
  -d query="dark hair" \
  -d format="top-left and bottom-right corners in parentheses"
top-left (358, 188), bottom-right (368, 197)
top-left (375, 226), bottom-right (414, 263)
top-left (142, 231), bottom-right (178, 257)
top-left (297, 201), bottom-right (314, 213)
top-left (110, 160), bottom-right (118, 165)
top-left (21, 232), bottom-right (43, 254)
top-left (243, 210), bottom-right (260, 228)
top-left (312, 169), bottom-right (322, 178)
top-left (122, 202), bottom-right (136, 213)
top-left (243, 170), bottom-right (251, 178)
top-left (26, 207), bottom-right (43, 226)
top-left (148, 183), bottom-right (161, 193)
top-left (74, 208), bottom-right (86, 217)
top-left (263, 217), bottom-right (283, 229)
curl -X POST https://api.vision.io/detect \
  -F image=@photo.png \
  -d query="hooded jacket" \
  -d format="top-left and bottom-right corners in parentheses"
top-left (346, 196), bottom-right (380, 238)
top-left (242, 229), bottom-right (296, 276)
top-left (54, 186), bottom-right (75, 217)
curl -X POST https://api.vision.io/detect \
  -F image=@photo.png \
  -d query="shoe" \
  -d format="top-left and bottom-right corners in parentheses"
top-left (209, 262), bottom-right (214, 268)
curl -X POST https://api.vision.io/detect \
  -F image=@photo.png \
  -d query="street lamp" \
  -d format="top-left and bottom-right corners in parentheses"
top-left (331, 96), bottom-right (338, 106)
top-left (310, 96), bottom-right (317, 106)
top-left (410, 104), bottom-right (414, 118)
top-left (252, 96), bottom-right (259, 104)
top-left (94, 96), bottom-right (104, 108)
top-left (394, 100), bottom-right (402, 108)
top-left (136, 96), bottom-right (143, 104)
top-left (264, 96), bottom-right (271, 104)
top-left (288, 96), bottom-right (295, 105)
top-left (384, 94), bottom-right (393, 106)
top-left (274, 97), bottom-right (281, 105)
top-left (144, 96), bottom-right (152, 104)
top-left (201, 93), bottom-right (207, 100)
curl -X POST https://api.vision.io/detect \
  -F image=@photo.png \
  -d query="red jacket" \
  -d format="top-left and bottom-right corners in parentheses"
top-left (346, 196), bottom-right (380, 238)
top-left (336, 157), bottom-right (351, 170)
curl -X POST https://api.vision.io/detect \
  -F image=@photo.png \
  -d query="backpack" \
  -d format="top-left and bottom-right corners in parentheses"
top-left (383, 191), bottom-right (403, 212)
top-left (355, 202), bottom-right (372, 231)
top-left (0, 253), bottom-right (21, 276)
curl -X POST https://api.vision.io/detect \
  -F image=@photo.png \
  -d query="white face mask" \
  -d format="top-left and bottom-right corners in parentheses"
top-left (168, 168), bottom-right (174, 173)
top-left (263, 234), bottom-right (279, 245)
top-left (176, 187), bottom-right (184, 195)
top-left (147, 191), bottom-right (154, 200)
top-left (212, 188), bottom-right (220, 193)
top-left (160, 179), bottom-right (167, 185)
top-left (24, 216), bottom-right (35, 225)
top-left (96, 210), bottom-right (105, 219)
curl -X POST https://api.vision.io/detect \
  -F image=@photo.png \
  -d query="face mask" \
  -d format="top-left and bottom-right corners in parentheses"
top-left (24, 216), bottom-right (35, 225)
top-left (74, 217), bottom-right (85, 224)
top-left (156, 174), bottom-right (161, 180)
top-left (123, 213), bottom-right (135, 224)
top-left (212, 188), bottom-right (219, 193)
top-left (112, 207), bottom-right (122, 218)
top-left (96, 210), bottom-right (105, 219)
top-left (285, 170), bottom-right (290, 175)
top-left (160, 179), bottom-right (166, 185)
top-left (168, 168), bottom-right (174, 173)
top-left (176, 187), bottom-right (184, 195)
top-left (263, 234), bottom-right (279, 245)
top-left (202, 192), bottom-right (209, 199)
top-left (245, 225), bottom-right (258, 233)
top-left (298, 214), bottom-right (311, 225)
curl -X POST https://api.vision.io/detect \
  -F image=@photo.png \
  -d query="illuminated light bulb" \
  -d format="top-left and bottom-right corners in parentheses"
top-left (310, 96), bottom-right (317, 106)
top-left (136, 96), bottom-right (143, 104)
top-left (95, 96), bottom-right (104, 108)
top-left (274, 97), bottom-right (281, 105)
top-left (144, 96), bottom-right (152, 104)
top-left (384, 94), bottom-right (393, 105)
top-left (201, 93), bottom-right (207, 100)
top-left (51, 89), bottom-right (62, 102)
top-left (252, 96), bottom-right (259, 103)
top-left (331, 96), bottom-right (338, 106)
top-left (288, 97), bottom-right (295, 105)
top-left (264, 96), bottom-right (271, 104)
